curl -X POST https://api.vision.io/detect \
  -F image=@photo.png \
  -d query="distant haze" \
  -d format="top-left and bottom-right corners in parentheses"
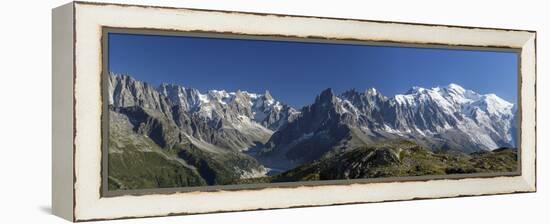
top-left (108, 33), bottom-right (518, 108)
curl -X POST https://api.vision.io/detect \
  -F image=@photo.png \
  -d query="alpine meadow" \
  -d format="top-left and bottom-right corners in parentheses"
top-left (106, 33), bottom-right (518, 190)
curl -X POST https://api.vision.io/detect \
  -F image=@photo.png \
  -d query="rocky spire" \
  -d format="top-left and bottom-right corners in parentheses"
top-left (264, 90), bottom-right (273, 101)
top-left (317, 88), bottom-right (335, 104)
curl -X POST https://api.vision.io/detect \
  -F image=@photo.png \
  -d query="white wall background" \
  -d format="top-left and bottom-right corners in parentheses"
top-left (0, 0), bottom-right (546, 223)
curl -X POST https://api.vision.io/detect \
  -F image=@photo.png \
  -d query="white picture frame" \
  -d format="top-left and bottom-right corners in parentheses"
top-left (52, 1), bottom-right (536, 221)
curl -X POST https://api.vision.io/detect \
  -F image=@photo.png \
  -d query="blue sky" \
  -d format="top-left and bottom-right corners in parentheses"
top-left (108, 33), bottom-right (518, 108)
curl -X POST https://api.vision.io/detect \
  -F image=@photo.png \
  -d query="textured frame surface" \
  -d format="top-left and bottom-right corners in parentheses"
top-left (69, 1), bottom-right (536, 221)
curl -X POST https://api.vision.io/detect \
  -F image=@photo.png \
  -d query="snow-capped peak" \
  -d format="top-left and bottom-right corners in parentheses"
top-left (395, 83), bottom-right (512, 110)
top-left (335, 82), bottom-right (516, 151)
top-left (446, 83), bottom-right (466, 93)
top-left (405, 86), bottom-right (426, 94)
top-left (152, 80), bottom-right (299, 130)
top-left (366, 87), bottom-right (378, 95)
top-left (469, 93), bottom-right (514, 117)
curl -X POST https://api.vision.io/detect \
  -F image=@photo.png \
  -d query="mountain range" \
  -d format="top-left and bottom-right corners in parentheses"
top-left (107, 73), bottom-right (518, 190)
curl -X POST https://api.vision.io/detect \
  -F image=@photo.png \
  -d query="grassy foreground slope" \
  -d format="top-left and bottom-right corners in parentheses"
top-left (232, 140), bottom-right (518, 184)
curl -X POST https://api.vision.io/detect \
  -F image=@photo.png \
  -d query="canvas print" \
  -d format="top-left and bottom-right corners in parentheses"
top-left (106, 32), bottom-right (519, 191)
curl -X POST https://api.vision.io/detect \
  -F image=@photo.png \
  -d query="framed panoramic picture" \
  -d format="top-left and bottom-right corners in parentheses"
top-left (52, 1), bottom-right (537, 222)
